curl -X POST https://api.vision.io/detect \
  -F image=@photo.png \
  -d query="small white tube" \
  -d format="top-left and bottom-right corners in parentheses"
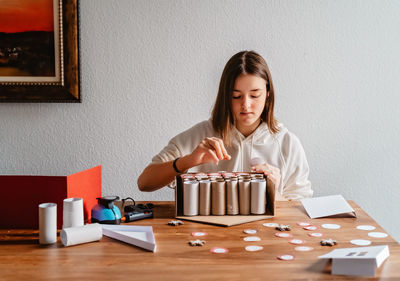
top-left (60, 223), bottom-right (103, 247)
top-left (39, 203), bottom-right (57, 245)
top-left (63, 198), bottom-right (84, 229)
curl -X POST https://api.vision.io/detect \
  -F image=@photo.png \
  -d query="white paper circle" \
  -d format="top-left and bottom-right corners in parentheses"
top-left (277, 254), bottom-right (295, 261)
top-left (245, 245), bottom-right (263, 252)
top-left (303, 226), bottom-right (318, 231)
top-left (263, 223), bottom-right (279, 228)
top-left (295, 246), bottom-right (314, 252)
top-left (321, 224), bottom-right (341, 230)
top-left (244, 229), bottom-right (258, 234)
top-left (350, 239), bottom-right (372, 246)
top-left (275, 232), bottom-right (292, 238)
top-left (368, 232), bottom-right (388, 238)
top-left (297, 222), bottom-right (311, 227)
top-left (308, 232), bottom-right (323, 237)
top-left (356, 225), bottom-right (376, 231)
top-left (289, 239), bottom-right (304, 245)
top-left (211, 247), bottom-right (228, 254)
top-left (244, 236), bottom-right (261, 242)
top-left (192, 232), bottom-right (207, 237)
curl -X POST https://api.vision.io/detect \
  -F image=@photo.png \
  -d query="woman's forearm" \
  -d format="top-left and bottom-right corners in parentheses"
top-left (138, 137), bottom-right (230, 192)
top-left (137, 155), bottom-right (197, 192)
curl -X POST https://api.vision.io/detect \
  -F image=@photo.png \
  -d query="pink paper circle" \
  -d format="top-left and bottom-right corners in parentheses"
top-left (277, 254), bottom-right (295, 261)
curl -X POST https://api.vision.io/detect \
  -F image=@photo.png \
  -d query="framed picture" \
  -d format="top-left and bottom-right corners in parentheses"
top-left (0, 0), bottom-right (80, 103)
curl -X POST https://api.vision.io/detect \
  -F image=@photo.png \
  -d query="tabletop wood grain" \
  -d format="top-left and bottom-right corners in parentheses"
top-left (1, 201), bottom-right (399, 281)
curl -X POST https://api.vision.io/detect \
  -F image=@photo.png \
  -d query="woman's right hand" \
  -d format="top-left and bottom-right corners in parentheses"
top-left (189, 137), bottom-right (231, 166)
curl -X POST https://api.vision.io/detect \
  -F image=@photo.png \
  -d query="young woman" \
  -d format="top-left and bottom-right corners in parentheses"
top-left (138, 50), bottom-right (313, 200)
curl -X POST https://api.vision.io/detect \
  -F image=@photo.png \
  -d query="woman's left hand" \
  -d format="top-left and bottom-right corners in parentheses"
top-left (251, 163), bottom-right (281, 190)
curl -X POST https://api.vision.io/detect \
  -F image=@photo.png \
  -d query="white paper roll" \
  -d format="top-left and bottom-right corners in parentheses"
top-left (63, 198), bottom-right (84, 229)
top-left (39, 203), bottom-right (57, 245)
top-left (60, 223), bottom-right (103, 247)
top-left (251, 179), bottom-right (266, 214)
top-left (183, 180), bottom-right (199, 216)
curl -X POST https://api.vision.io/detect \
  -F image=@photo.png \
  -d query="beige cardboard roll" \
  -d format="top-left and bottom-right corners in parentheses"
top-left (183, 180), bottom-right (199, 216)
top-left (239, 179), bottom-right (251, 215)
top-left (60, 223), bottom-right (103, 247)
top-left (251, 179), bottom-right (267, 214)
top-left (211, 180), bottom-right (225, 215)
top-left (226, 179), bottom-right (239, 215)
top-left (199, 180), bottom-right (211, 215)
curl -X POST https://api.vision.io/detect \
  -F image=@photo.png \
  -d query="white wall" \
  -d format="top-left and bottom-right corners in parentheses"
top-left (1, 0), bottom-right (399, 241)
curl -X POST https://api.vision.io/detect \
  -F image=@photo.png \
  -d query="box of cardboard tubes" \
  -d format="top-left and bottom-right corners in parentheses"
top-left (175, 172), bottom-right (275, 222)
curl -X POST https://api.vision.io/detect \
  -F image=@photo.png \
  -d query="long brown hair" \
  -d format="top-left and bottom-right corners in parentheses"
top-left (211, 50), bottom-right (279, 145)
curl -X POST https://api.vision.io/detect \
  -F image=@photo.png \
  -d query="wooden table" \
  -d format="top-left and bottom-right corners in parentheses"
top-left (1, 201), bottom-right (399, 280)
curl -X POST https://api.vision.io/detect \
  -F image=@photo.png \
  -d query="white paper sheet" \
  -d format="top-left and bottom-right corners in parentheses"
top-left (102, 225), bottom-right (157, 252)
top-left (300, 195), bottom-right (355, 219)
top-left (319, 245), bottom-right (390, 276)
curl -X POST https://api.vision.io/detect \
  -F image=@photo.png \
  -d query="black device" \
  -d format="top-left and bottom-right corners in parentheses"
top-left (121, 198), bottom-right (154, 222)
top-left (123, 205), bottom-right (153, 222)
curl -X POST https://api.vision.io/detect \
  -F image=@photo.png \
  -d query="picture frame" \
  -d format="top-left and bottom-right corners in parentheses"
top-left (0, 0), bottom-right (80, 103)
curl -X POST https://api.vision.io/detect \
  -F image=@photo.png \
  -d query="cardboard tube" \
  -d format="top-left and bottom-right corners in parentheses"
top-left (251, 179), bottom-right (267, 214)
top-left (60, 223), bottom-right (102, 247)
top-left (183, 180), bottom-right (199, 216)
top-left (211, 180), bottom-right (225, 215)
top-left (63, 198), bottom-right (84, 229)
top-left (226, 179), bottom-right (239, 215)
top-left (239, 179), bottom-right (251, 215)
top-left (39, 203), bottom-right (57, 244)
top-left (199, 180), bottom-right (211, 215)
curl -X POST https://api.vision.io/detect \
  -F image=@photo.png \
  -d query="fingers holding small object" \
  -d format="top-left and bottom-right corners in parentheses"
top-left (213, 137), bottom-right (231, 160)
top-left (206, 137), bottom-right (231, 161)
top-left (215, 137), bottom-right (231, 160)
top-left (251, 163), bottom-right (272, 174)
top-left (251, 163), bottom-right (281, 177)
top-left (205, 137), bottom-right (224, 160)
top-left (251, 166), bottom-right (265, 173)
top-left (207, 148), bottom-right (220, 165)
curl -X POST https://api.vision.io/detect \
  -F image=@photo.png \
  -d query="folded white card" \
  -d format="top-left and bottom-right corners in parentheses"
top-left (319, 245), bottom-right (390, 276)
top-left (301, 195), bottom-right (356, 219)
top-left (102, 225), bottom-right (156, 252)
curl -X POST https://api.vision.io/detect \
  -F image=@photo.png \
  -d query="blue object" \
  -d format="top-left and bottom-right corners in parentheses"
top-left (91, 196), bottom-right (121, 224)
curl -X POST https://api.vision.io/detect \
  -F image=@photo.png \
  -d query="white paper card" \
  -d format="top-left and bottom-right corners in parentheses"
top-left (301, 195), bottom-right (355, 219)
top-left (319, 245), bottom-right (389, 276)
top-left (102, 225), bottom-right (157, 252)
